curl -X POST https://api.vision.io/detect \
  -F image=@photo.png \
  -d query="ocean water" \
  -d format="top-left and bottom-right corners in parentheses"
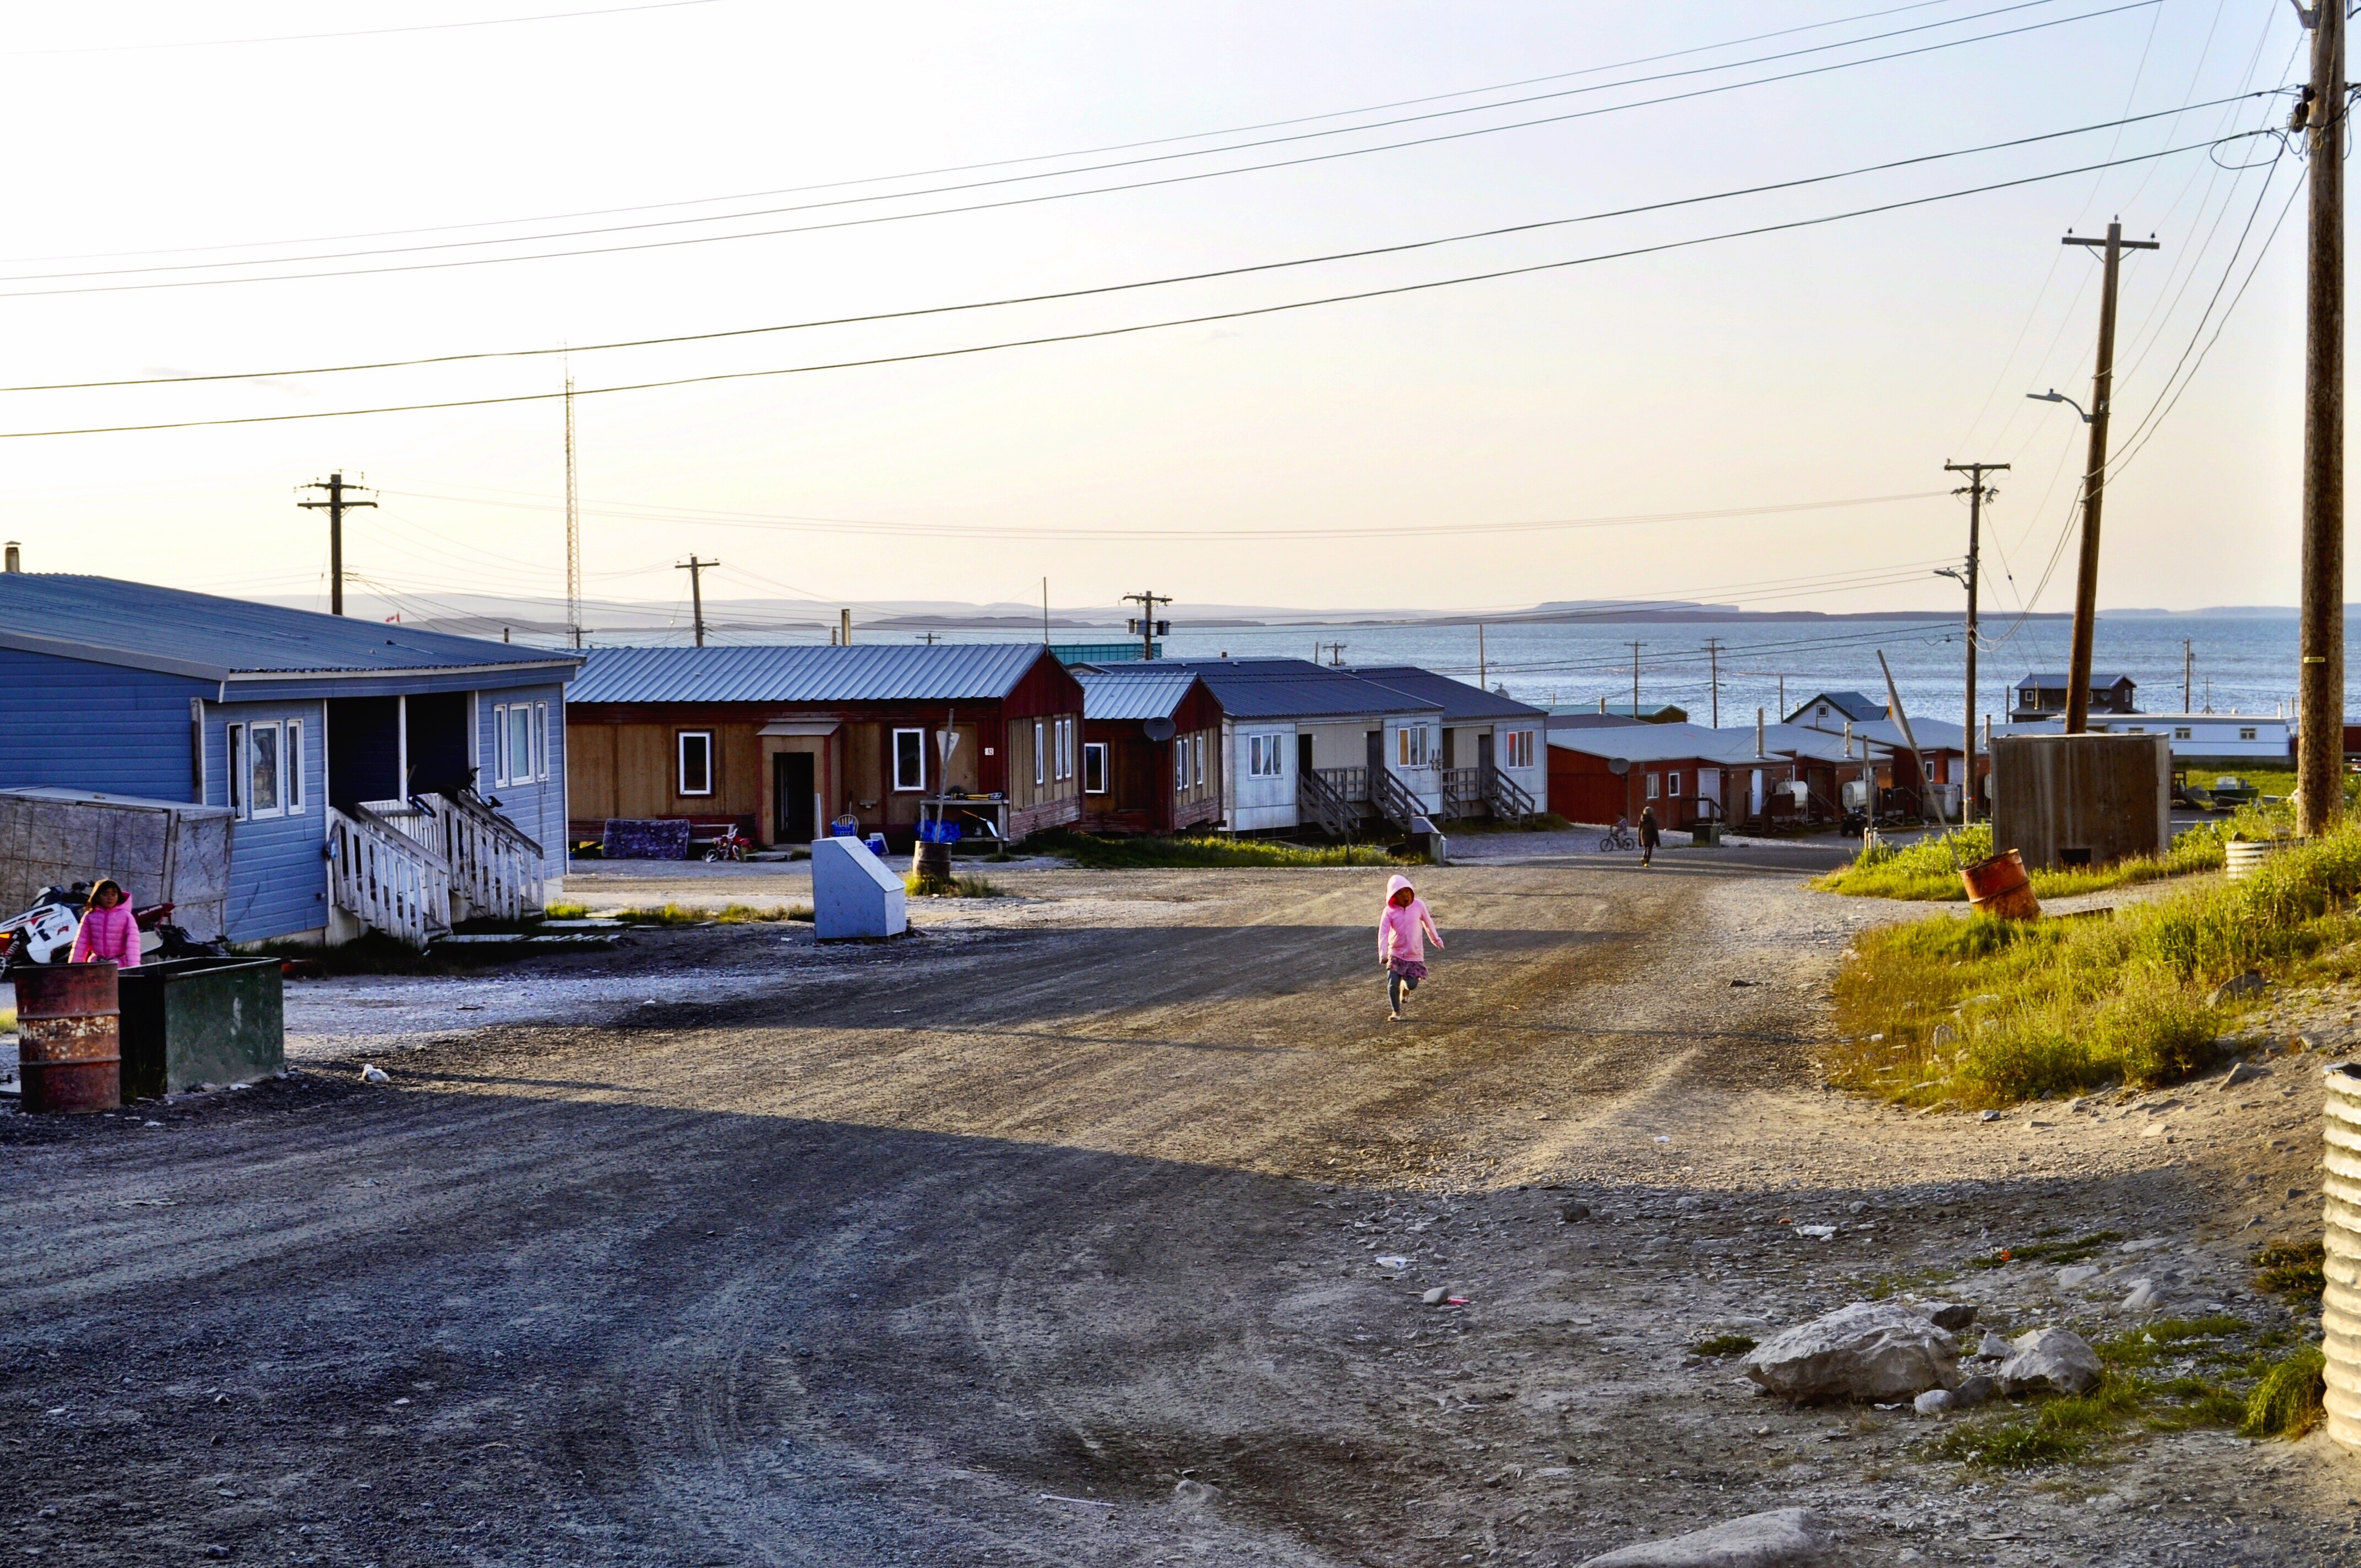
top-left (1149, 614), bottom-right (2344, 729)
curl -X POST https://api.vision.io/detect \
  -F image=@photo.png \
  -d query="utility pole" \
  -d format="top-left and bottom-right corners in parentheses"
top-left (1477, 623), bottom-right (1488, 691)
top-left (676, 556), bottom-right (717, 647)
top-left (2058, 220), bottom-right (2158, 733)
top-left (1705, 637), bottom-right (1722, 729)
top-left (1121, 590), bottom-right (1171, 662)
top-left (2298, 0), bottom-right (2347, 836)
top-left (2184, 638), bottom-right (2194, 712)
top-left (1630, 641), bottom-right (1642, 717)
top-left (564, 369), bottom-right (582, 650)
top-left (1944, 460), bottom-right (2008, 823)
top-left (1042, 577), bottom-right (1050, 645)
top-left (298, 471), bottom-right (376, 616)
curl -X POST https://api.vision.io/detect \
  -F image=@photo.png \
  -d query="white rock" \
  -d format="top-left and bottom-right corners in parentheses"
top-left (1576, 1507), bottom-right (1833, 1567)
top-left (1793, 1225), bottom-right (1836, 1240)
top-left (2057, 1265), bottom-right (2099, 1288)
top-left (2119, 1280), bottom-right (2159, 1312)
top-left (1913, 1388), bottom-right (1954, 1415)
top-left (1998, 1327), bottom-right (2103, 1396)
top-left (1741, 1302), bottom-right (1959, 1403)
top-left (1974, 1330), bottom-right (2012, 1359)
top-left (359, 1064), bottom-right (390, 1084)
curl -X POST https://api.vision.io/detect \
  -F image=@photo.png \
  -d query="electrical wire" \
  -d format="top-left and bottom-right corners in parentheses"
top-left (4, 95), bottom-right (2267, 393)
top-left (0, 0), bottom-right (2162, 297)
top-left (0, 134), bottom-right (2238, 441)
top-left (0, 0), bottom-right (2039, 264)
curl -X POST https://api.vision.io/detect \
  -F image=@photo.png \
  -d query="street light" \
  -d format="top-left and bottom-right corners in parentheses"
top-left (2026, 388), bottom-right (2095, 424)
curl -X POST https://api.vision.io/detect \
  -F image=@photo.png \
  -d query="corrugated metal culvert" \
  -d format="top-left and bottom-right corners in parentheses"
top-left (2321, 1062), bottom-right (2361, 1451)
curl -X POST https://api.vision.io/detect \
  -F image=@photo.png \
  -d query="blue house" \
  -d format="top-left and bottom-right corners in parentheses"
top-left (0, 574), bottom-right (578, 946)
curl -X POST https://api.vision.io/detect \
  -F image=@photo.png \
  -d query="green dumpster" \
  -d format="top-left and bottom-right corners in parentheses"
top-left (116, 957), bottom-right (284, 1098)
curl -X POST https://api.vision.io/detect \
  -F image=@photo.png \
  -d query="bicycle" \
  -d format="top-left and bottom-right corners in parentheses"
top-left (703, 826), bottom-right (753, 863)
top-left (1597, 826), bottom-right (1638, 852)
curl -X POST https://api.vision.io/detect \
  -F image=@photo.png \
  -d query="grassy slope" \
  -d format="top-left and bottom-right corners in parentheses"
top-left (1814, 822), bottom-right (2232, 902)
top-left (1827, 818), bottom-right (2361, 1106)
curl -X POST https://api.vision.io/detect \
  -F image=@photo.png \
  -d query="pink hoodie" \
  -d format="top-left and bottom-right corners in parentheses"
top-left (72, 900), bottom-right (140, 968)
top-left (1378, 873), bottom-right (1443, 966)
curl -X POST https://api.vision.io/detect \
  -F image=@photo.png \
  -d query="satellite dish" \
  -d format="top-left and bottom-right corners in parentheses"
top-left (1608, 757), bottom-right (1631, 775)
top-left (1143, 717), bottom-right (1177, 742)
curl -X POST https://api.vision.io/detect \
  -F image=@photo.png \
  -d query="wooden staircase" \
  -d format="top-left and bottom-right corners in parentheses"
top-left (331, 790), bottom-right (545, 945)
top-left (1298, 767), bottom-right (1358, 840)
top-left (329, 804), bottom-right (454, 948)
top-left (1372, 768), bottom-right (1424, 835)
top-left (1483, 764), bottom-right (1536, 825)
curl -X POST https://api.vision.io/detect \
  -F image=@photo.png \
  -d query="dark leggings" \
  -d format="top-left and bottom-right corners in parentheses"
top-left (1389, 970), bottom-right (1420, 1010)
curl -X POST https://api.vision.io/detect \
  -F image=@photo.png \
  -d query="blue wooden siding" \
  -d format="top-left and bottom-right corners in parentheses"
top-left (205, 699), bottom-right (330, 943)
top-left (0, 649), bottom-right (209, 799)
top-left (477, 684), bottom-right (568, 880)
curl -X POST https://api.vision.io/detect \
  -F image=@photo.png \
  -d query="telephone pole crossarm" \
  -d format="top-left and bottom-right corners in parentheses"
top-left (297, 471), bottom-right (377, 617)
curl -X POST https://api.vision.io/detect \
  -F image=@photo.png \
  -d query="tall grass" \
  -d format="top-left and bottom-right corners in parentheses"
top-left (1030, 829), bottom-right (1397, 869)
top-left (1830, 817), bottom-right (2361, 1105)
top-left (1815, 821), bottom-right (2230, 902)
top-left (905, 873), bottom-right (1003, 898)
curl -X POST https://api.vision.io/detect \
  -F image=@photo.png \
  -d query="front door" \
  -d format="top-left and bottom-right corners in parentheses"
top-left (1476, 731), bottom-right (1495, 772)
top-left (1297, 733), bottom-right (1314, 780)
top-left (1367, 729), bottom-right (1385, 776)
top-left (774, 752), bottom-right (817, 845)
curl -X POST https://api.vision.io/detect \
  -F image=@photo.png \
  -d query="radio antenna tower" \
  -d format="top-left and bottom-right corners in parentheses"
top-left (563, 360), bottom-right (582, 650)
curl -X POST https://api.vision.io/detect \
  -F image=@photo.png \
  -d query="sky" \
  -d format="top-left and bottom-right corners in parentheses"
top-left (0, 0), bottom-right (2331, 626)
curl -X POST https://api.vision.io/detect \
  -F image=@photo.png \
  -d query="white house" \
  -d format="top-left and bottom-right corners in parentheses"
top-left (1999, 712), bottom-right (2292, 765)
top-left (1348, 666), bottom-right (1547, 821)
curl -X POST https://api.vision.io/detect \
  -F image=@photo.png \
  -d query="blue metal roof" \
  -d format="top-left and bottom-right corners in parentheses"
top-left (0, 574), bottom-right (575, 683)
top-left (1084, 657), bottom-right (1443, 721)
top-left (571, 642), bottom-right (1056, 705)
top-left (1348, 666), bottom-right (1545, 722)
top-left (1077, 671), bottom-right (1201, 722)
top-left (1784, 691), bottom-right (1886, 723)
top-left (2019, 672), bottom-right (2136, 687)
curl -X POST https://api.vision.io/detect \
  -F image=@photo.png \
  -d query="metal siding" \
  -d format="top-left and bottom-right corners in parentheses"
top-left (1226, 718), bottom-right (1300, 831)
top-left (1348, 667), bottom-right (1548, 722)
top-left (0, 648), bottom-right (210, 799)
top-left (570, 643), bottom-right (1046, 705)
top-left (1076, 672), bottom-right (1198, 722)
top-left (211, 699), bottom-right (332, 943)
top-left (481, 685), bottom-right (569, 881)
top-left (0, 574), bottom-right (576, 679)
top-left (1094, 658), bottom-right (1444, 721)
top-left (232, 665), bottom-right (574, 703)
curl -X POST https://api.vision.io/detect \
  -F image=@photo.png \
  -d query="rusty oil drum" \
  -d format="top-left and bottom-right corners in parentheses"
top-left (15, 961), bottom-right (122, 1113)
top-left (1960, 848), bottom-right (2041, 922)
top-left (911, 840), bottom-right (953, 887)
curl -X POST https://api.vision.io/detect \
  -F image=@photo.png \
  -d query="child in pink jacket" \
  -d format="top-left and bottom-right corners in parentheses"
top-left (70, 879), bottom-right (140, 969)
top-left (1378, 873), bottom-right (1442, 1021)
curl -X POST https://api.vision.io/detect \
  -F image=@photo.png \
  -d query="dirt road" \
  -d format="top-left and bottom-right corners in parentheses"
top-left (2, 845), bottom-right (2351, 1566)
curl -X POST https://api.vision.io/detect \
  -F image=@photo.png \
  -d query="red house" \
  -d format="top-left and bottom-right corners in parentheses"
top-left (1076, 670), bottom-right (1224, 835)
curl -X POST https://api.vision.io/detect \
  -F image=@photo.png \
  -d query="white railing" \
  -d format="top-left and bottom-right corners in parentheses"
top-left (438, 789), bottom-right (545, 922)
top-left (329, 805), bottom-right (453, 948)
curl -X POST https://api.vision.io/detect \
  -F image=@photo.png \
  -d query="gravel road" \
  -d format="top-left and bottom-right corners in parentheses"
top-left (2, 842), bottom-right (2351, 1566)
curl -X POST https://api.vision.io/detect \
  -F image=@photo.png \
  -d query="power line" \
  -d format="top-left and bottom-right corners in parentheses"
top-left (3, 95), bottom-right (2264, 394)
top-left (0, 0), bottom-right (2038, 264)
top-left (0, 135), bottom-right (2240, 442)
top-left (0, 1), bottom-right (2162, 298)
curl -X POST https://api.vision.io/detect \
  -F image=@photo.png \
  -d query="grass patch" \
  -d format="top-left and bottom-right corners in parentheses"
top-left (1688, 1333), bottom-right (1758, 1358)
top-left (1964, 1231), bottom-right (2122, 1271)
top-left (715, 903), bottom-right (811, 923)
top-left (2240, 1345), bottom-right (2327, 1439)
top-left (543, 900), bottom-right (590, 919)
top-left (1825, 816), bottom-right (2361, 1106)
top-left (2253, 1239), bottom-right (2327, 1306)
top-left (1029, 828), bottom-right (1397, 869)
top-left (905, 873), bottom-right (1003, 899)
top-left (1814, 822), bottom-right (2229, 902)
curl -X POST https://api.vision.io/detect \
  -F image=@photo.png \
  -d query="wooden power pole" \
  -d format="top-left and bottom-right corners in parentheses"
top-left (1944, 461), bottom-right (2007, 823)
top-left (2058, 220), bottom-right (2158, 734)
top-left (676, 556), bottom-right (717, 647)
top-left (1121, 590), bottom-right (1171, 662)
top-left (298, 471), bottom-right (376, 616)
top-left (2298, 0), bottom-right (2346, 837)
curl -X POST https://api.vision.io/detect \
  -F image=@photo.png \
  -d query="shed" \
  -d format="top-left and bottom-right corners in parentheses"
top-left (566, 643), bottom-right (1085, 850)
top-left (1545, 722), bottom-right (1756, 829)
top-left (1075, 671), bottom-right (1223, 835)
top-left (1348, 667), bottom-right (1547, 821)
top-left (0, 574), bottom-right (574, 946)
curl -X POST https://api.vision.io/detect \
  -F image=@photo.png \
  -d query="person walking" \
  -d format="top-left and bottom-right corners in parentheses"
top-left (70, 878), bottom-right (140, 968)
top-left (1638, 805), bottom-right (1661, 868)
top-left (1378, 873), bottom-right (1443, 1021)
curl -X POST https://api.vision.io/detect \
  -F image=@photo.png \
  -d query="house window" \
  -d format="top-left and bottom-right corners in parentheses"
top-left (1248, 733), bottom-right (1285, 777)
top-left (1033, 721), bottom-right (1046, 787)
top-left (677, 731), bottom-right (714, 797)
top-left (1646, 772), bottom-right (1661, 799)
top-left (2174, 727), bottom-right (2192, 740)
top-left (892, 728), bottom-right (926, 792)
top-left (510, 703), bottom-right (538, 783)
top-left (2240, 727), bottom-right (2258, 742)
top-left (1193, 733), bottom-right (1205, 787)
top-left (535, 703), bottom-right (550, 782)
top-left (1667, 770), bottom-right (1683, 796)
top-left (1082, 742), bottom-right (1108, 794)
top-left (1176, 736), bottom-right (1190, 789)
top-left (1502, 729), bottom-right (1534, 770)
top-left (285, 720), bottom-right (304, 813)
top-left (1397, 726), bottom-right (1431, 768)
top-left (1056, 717), bottom-right (1074, 782)
top-left (226, 723), bottom-right (243, 815)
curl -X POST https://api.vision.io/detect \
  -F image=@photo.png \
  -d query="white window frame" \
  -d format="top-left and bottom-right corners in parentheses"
top-left (1248, 732), bottom-right (1285, 778)
top-left (891, 728), bottom-right (926, 792)
top-left (285, 718), bottom-right (305, 814)
top-left (492, 704), bottom-right (509, 787)
top-left (1174, 737), bottom-right (1189, 790)
top-left (2174, 726), bottom-right (2193, 741)
top-left (677, 730), bottom-right (715, 797)
top-left (1082, 741), bottom-right (1108, 795)
top-left (1646, 772), bottom-right (1661, 799)
top-left (1056, 717), bottom-right (1074, 782)
top-left (509, 703), bottom-right (540, 785)
top-left (226, 722), bottom-right (245, 816)
top-left (1503, 729), bottom-right (1534, 770)
top-left (1667, 770), bottom-right (1683, 796)
top-left (2240, 727), bottom-right (2258, 742)
top-left (1033, 722), bottom-right (1046, 787)
top-left (238, 719), bottom-right (287, 820)
top-left (1193, 733), bottom-right (1205, 788)
top-left (534, 702), bottom-right (550, 783)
